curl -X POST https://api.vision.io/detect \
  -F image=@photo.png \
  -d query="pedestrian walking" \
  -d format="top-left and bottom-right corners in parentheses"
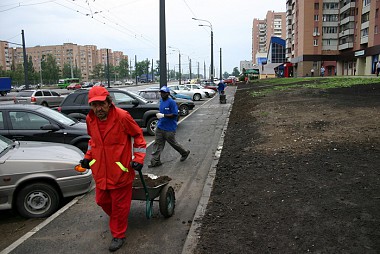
top-left (80, 86), bottom-right (146, 252)
top-left (148, 86), bottom-right (190, 167)
top-left (376, 61), bottom-right (380, 77)
top-left (320, 66), bottom-right (325, 77)
top-left (311, 68), bottom-right (314, 77)
top-left (217, 80), bottom-right (225, 94)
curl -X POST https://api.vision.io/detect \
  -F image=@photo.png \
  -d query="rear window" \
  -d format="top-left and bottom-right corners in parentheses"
top-left (16, 91), bottom-right (34, 97)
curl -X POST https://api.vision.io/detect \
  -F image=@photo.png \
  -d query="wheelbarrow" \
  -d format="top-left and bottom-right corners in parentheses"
top-left (132, 170), bottom-right (175, 219)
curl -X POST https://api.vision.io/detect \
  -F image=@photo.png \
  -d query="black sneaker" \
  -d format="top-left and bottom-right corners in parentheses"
top-left (180, 150), bottom-right (190, 162)
top-left (148, 161), bottom-right (162, 168)
top-left (109, 238), bottom-right (125, 252)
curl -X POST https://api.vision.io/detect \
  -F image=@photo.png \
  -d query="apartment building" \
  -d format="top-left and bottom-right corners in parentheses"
top-left (0, 42), bottom-right (128, 81)
top-left (252, 11), bottom-right (286, 64)
top-left (286, 0), bottom-right (380, 77)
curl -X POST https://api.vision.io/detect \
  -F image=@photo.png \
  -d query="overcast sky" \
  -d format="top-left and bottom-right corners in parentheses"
top-left (1, 0), bottom-right (285, 75)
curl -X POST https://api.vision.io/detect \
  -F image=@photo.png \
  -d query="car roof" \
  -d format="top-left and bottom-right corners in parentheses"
top-left (0, 104), bottom-right (45, 110)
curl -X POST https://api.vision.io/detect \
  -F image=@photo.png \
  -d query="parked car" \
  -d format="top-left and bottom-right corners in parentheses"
top-left (167, 85), bottom-right (207, 101)
top-left (57, 88), bottom-right (159, 136)
top-left (170, 90), bottom-right (193, 101)
top-left (13, 89), bottom-right (64, 108)
top-left (138, 88), bottom-right (195, 116)
top-left (202, 81), bottom-right (218, 91)
top-left (185, 84), bottom-right (216, 98)
top-left (14, 85), bottom-right (26, 92)
top-left (224, 76), bottom-right (237, 84)
top-left (81, 82), bottom-right (93, 88)
top-left (0, 134), bottom-right (92, 218)
top-left (67, 83), bottom-right (82, 90)
top-left (0, 104), bottom-right (90, 152)
top-left (125, 80), bottom-right (134, 85)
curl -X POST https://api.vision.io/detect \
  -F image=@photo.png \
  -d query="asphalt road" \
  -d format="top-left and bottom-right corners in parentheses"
top-left (1, 85), bottom-right (236, 254)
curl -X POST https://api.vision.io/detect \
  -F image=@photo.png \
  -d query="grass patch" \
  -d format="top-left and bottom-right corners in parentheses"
top-left (249, 77), bottom-right (380, 97)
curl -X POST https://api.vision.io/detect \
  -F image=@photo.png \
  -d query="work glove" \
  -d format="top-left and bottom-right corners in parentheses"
top-left (80, 158), bottom-right (91, 169)
top-left (131, 161), bottom-right (143, 172)
top-left (156, 113), bottom-right (164, 119)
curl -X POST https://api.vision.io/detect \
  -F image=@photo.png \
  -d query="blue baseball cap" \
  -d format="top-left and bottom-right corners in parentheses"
top-left (160, 86), bottom-right (170, 93)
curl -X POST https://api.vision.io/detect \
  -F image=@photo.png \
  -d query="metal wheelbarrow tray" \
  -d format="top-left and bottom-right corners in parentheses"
top-left (132, 173), bottom-right (175, 219)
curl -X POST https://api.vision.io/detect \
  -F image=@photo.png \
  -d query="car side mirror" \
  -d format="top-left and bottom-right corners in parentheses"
top-left (132, 99), bottom-right (139, 106)
top-left (40, 123), bottom-right (60, 131)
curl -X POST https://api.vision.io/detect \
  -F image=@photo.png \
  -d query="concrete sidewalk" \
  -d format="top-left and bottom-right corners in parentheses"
top-left (1, 86), bottom-right (237, 254)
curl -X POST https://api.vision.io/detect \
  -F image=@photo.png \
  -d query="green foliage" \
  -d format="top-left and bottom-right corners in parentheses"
top-left (249, 77), bottom-right (380, 97)
top-left (231, 67), bottom-right (240, 77)
top-left (118, 59), bottom-right (129, 79)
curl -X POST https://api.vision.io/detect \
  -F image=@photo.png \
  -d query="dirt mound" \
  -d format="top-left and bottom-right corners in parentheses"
top-left (194, 81), bottom-right (380, 253)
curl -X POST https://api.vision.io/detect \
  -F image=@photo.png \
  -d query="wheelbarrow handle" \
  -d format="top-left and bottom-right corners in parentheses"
top-left (137, 170), bottom-right (150, 201)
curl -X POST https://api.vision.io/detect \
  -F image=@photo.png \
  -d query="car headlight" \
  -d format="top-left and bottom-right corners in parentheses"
top-left (75, 164), bottom-right (89, 173)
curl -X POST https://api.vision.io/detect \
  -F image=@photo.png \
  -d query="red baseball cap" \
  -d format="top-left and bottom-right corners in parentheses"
top-left (88, 86), bottom-right (109, 103)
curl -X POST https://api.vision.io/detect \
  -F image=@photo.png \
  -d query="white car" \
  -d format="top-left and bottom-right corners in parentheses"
top-left (185, 84), bottom-right (216, 98)
top-left (167, 85), bottom-right (207, 101)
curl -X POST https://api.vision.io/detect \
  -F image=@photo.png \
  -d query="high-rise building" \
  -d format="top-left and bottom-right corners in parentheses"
top-left (286, 0), bottom-right (380, 77)
top-left (0, 42), bottom-right (128, 82)
top-left (252, 11), bottom-right (286, 64)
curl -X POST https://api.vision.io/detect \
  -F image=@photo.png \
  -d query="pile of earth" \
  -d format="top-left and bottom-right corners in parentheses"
top-left (132, 174), bottom-right (171, 188)
top-left (194, 81), bottom-right (380, 253)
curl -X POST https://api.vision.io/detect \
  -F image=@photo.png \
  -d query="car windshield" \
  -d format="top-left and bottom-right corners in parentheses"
top-left (0, 135), bottom-right (13, 153)
top-left (16, 91), bottom-right (34, 97)
top-left (129, 92), bottom-right (149, 103)
top-left (36, 106), bottom-right (77, 125)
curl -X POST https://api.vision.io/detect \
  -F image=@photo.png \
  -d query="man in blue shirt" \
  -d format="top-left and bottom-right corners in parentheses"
top-left (148, 86), bottom-right (190, 167)
top-left (217, 80), bottom-right (225, 94)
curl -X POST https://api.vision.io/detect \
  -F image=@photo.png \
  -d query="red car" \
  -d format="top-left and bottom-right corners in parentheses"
top-left (67, 83), bottom-right (82, 90)
top-left (223, 77), bottom-right (237, 84)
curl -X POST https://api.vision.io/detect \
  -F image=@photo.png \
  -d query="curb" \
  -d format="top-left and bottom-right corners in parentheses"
top-left (181, 87), bottom-right (235, 254)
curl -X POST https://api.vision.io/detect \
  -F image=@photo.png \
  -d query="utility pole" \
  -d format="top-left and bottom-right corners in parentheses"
top-left (151, 59), bottom-right (154, 82)
top-left (135, 55), bottom-right (138, 85)
top-left (197, 62), bottom-right (200, 80)
top-left (189, 58), bottom-right (192, 80)
top-left (219, 48), bottom-right (222, 80)
top-left (106, 49), bottom-right (110, 88)
top-left (21, 30), bottom-right (29, 88)
top-left (204, 61), bottom-right (206, 81)
top-left (159, 0), bottom-right (167, 88)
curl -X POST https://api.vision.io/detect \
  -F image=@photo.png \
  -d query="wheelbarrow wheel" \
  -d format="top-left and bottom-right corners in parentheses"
top-left (159, 185), bottom-right (175, 218)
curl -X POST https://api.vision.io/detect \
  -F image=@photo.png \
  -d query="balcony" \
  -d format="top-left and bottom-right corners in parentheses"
top-left (339, 16), bottom-right (354, 25)
top-left (360, 36), bottom-right (368, 44)
top-left (340, 2), bottom-right (355, 13)
top-left (361, 21), bottom-right (369, 30)
top-left (339, 29), bottom-right (354, 37)
top-left (338, 42), bottom-right (354, 50)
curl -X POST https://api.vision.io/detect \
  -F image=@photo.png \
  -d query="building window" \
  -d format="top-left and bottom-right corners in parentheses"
top-left (314, 15), bottom-right (319, 21)
top-left (313, 39), bottom-right (318, 46)
top-left (363, 0), bottom-right (371, 6)
top-left (361, 28), bottom-right (369, 37)
top-left (314, 3), bottom-right (319, 10)
top-left (375, 25), bottom-right (378, 34)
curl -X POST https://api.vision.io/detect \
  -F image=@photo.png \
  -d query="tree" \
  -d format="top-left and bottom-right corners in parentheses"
top-left (41, 54), bottom-right (59, 84)
top-left (232, 67), bottom-right (240, 77)
top-left (135, 60), bottom-right (150, 77)
top-left (223, 72), bottom-right (229, 79)
top-left (118, 59), bottom-right (129, 79)
top-left (91, 64), bottom-right (104, 80)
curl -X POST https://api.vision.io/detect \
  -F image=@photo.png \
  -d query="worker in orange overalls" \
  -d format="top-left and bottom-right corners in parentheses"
top-left (80, 86), bottom-right (146, 252)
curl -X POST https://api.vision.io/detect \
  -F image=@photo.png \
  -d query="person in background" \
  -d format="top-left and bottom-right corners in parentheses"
top-left (311, 68), bottom-right (315, 77)
top-left (376, 61), bottom-right (380, 77)
top-left (148, 86), bottom-right (190, 167)
top-left (320, 66), bottom-right (325, 77)
top-left (217, 80), bottom-right (225, 94)
top-left (80, 86), bottom-right (146, 252)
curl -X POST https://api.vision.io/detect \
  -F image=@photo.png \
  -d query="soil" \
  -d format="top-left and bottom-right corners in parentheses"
top-left (132, 174), bottom-right (171, 188)
top-left (194, 80), bottom-right (380, 253)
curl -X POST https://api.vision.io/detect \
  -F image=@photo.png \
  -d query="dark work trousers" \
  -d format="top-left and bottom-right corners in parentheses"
top-left (151, 128), bottom-right (187, 165)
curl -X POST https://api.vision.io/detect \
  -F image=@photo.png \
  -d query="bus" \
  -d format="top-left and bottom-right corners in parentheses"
top-left (58, 78), bottom-right (80, 89)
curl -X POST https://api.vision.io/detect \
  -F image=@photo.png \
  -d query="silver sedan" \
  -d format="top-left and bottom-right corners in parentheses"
top-left (0, 135), bottom-right (92, 218)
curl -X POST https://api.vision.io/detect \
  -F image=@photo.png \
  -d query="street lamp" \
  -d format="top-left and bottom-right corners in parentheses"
top-left (192, 17), bottom-right (213, 82)
top-left (169, 46), bottom-right (181, 85)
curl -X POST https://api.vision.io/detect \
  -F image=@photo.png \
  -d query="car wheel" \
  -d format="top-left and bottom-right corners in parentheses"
top-left (147, 117), bottom-right (158, 136)
top-left (16, 182), bottom-right (60, 218)
top-left (193, 93), bottom-right (201, 101)
top-left (179, 104), bottom-right (189, 116)
top-left (41, 101), bottom-right (48, 107)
